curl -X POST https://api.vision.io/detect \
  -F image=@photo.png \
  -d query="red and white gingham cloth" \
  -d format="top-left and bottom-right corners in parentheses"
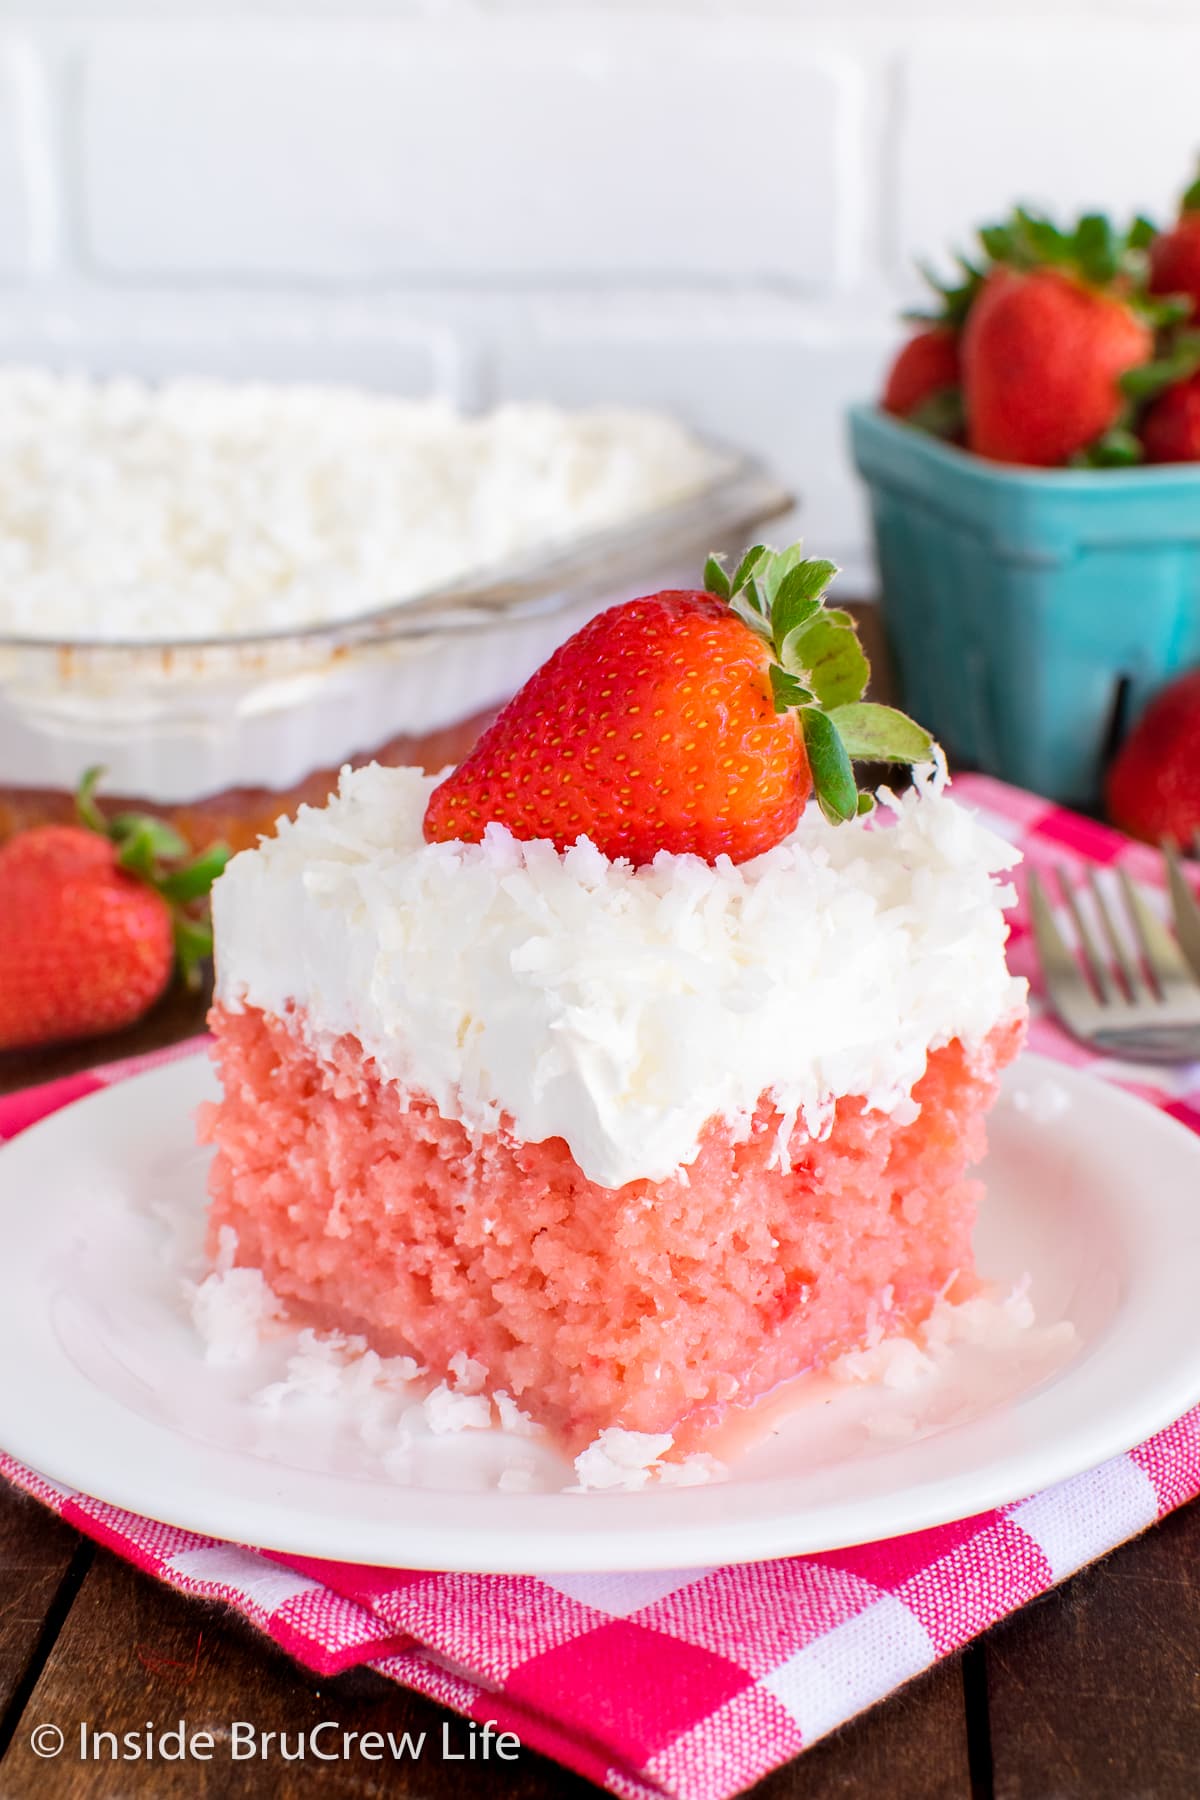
top-left (2, 773), bottom-right (1199, 1800)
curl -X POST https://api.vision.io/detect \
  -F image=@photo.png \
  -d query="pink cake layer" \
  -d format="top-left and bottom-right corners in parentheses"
top-left (202, 1005), bottom-right (1023, 1451)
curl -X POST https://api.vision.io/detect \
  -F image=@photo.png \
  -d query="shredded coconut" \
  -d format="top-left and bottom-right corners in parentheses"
top-left (0, 373), bottom-right (720, 641)
top-left (417, 1382), bottom-right (495, 1435)
top-left (188, 1263), bottom-right (281, 1367)
top-left (1012, 1078), bottom-right (1072, 1124)
top-left (830, 1280), bottom-right (1077, 1392)
top-left (571, 1428), bottom-right (675, 1492)
top-left (494, 1391), bottom-right (545, 1437)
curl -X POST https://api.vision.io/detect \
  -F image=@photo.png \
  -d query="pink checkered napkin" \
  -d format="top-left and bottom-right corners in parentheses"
top-left (2, 774), bottom-right (1200, 1800)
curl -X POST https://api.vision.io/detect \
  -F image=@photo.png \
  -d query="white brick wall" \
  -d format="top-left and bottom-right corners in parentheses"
top-left (896, 28), bottom-right (1200, 287)
top-left (82, 26), bottom-right (856, 285)
top-left (0, 3), bottom-right (1193, 587)
top-left (0, 45), bottom-right (52, 275)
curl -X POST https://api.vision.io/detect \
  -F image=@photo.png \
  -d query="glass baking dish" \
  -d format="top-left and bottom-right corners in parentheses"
top-left (0, 448), bottom-right (791, 850)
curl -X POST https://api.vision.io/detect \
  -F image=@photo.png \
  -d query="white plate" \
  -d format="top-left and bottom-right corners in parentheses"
top-left (1, 1051), bottom-right (1199, 1572)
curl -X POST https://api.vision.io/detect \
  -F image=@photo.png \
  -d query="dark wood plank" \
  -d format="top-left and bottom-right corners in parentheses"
top-left (0, 1549), bottom-right (603, 1798)
top-left (986, 1499), bottom-right (1200, 1800)
top-left (0, 1484), bottom-right (90, 1740)
top-left (753, 1659), bottom-right (973, 1799)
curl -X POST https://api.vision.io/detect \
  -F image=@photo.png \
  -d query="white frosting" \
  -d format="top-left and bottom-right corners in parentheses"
top-left (213, 761), bottom-right (1026, 1190)
top-left (0, 373), bottom-right (719, 641)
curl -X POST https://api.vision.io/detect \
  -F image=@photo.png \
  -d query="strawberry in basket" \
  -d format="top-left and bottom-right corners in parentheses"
top-left (1149, 170), bottom-right (1200, 322)
top-left (881, 260), bottom-right (980, 440)
top-left (961, 212), bottom-right (1162, 467)
top-left (884, 208), bottom-right (1195, 468)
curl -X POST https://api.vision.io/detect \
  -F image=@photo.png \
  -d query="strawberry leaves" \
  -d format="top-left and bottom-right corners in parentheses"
top-left (976, 206), bottom-right (1157, 290)
top-left (800, 709), bottom-right (858, 825)
top-left (908, 255), bottom-right (985, 329)
top-left (827, 701), bottom-right (939, 762)
top-left (905, 386), bottom-right (965, 441)
top-left (1119, 329), bottom-right (1200, 402)
top-left (707, 543), bottom-right (934, 824)
top-left (75, 767), bottom-right (231, 988)
top-left (788, 614), bottom-right (869, 710)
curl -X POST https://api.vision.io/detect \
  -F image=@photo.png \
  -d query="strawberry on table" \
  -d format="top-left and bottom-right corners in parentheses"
top-left (0, 771), bottom-right (229, 1052)
top-left (1105, 669), bottom-right (1200, 846)
top-left (423, 543), bottom-right (932, 866)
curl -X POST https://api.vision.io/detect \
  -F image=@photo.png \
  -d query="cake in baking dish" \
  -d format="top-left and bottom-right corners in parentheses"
top-left (201, 544), bottom-right (1027, 1464)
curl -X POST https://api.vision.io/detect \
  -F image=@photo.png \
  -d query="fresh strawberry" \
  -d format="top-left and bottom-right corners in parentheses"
top-left (942, 207), bottom-right (1178, 466)
top-left (882, 254), bottom-right (984, 440)
top-left (1149, 215), bottom-right (1200, 319)
top-left (882, 326), bottom-right (961, 429)
top-left (963, 265), bottom-right (1152, 466)
top-left (423, 543), bottom-right (932, 865)
top-left (1141, 369), bottom-right (1200, 462)
top-left (1105, 669), bottom-right (1200, 845)
top-left (1149, 173), bottom-right (1200, 321)
top-left (0, 771), bottom-right (230, 1052)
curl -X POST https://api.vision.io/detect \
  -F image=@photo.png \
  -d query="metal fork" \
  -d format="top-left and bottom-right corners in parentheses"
top-left (1163, 831), bottom-right (1200, 979)
top-left (1029, 859), bottom-right (1200, 1064)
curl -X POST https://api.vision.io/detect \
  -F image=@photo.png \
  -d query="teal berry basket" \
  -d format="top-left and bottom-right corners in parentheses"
top-left (849, 403), bottom-right (1200, 810)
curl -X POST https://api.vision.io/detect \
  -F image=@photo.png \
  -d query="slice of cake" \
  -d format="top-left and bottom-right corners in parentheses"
top-left (201, 543), bottom-right (1027, 1466)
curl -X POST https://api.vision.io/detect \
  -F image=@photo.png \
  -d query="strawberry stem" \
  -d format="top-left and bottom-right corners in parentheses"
top-left (75, 765), bottom-right (109, 837)
top-left (74, 767), bottom-right (231, 981)
top-left (974, 206), bottom-right (1157, 290)
top-left (907, 255), bottom-right (985, 329)
top-left (705, 543), bottom-right (934, 825)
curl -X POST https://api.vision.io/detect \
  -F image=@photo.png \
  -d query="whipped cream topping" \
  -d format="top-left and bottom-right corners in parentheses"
top-left (212, 762), bottom-right (1027, 1190)
top-left (0, 374), bottom-right (720, 641)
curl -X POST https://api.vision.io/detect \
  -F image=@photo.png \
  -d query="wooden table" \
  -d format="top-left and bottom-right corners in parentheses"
top-left (2, 608), bottom-right (1198, 1797)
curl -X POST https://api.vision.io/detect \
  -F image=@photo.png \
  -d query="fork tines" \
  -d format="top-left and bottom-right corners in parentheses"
top-left (1029, 859), bottom-right (1200, 1064)
top-left (1164, 836), bottom-right (1200, 979)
